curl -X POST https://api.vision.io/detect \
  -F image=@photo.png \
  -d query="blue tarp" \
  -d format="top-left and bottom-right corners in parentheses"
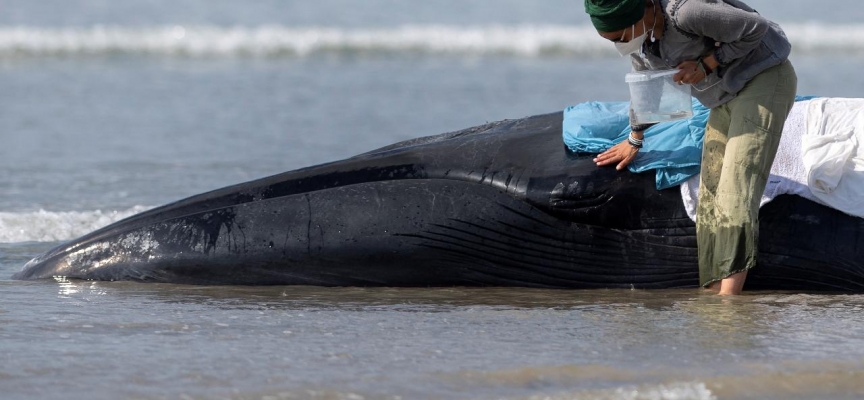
top-left (563, 98), bottom-right (710, 190)
top-left (562, 96), bottom-right (817, 190)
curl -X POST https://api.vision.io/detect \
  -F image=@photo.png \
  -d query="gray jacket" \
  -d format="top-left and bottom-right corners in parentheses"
top-left (632, 0), bottom-right (791, 109)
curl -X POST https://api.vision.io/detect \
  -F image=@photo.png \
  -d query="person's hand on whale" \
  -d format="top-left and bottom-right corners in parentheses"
top-left (594, 130), bottom-right (643, 171)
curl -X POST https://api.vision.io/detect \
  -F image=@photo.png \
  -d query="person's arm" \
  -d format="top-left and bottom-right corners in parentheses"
top-left (675, 1), bottom-right (770, 69)
top-left (594, 56), bottom-right (658, 170)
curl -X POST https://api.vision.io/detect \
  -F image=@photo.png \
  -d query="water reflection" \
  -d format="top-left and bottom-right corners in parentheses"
top-left (5, 272), bottom-right (864, 400)
top-left (34, 279), bottom-right (717, 310)
top-left (673, 294), bottom-right (770, 353)
top-left (54, 276), bottom-right (108, 298)
top-left (37, 276), bottom-right (864, 314)
top-left (38, 277), bottom-right (864, 364)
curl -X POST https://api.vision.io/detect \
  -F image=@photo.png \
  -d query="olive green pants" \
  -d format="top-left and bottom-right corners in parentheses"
top-left (697, 60), bottom-right (797, 287)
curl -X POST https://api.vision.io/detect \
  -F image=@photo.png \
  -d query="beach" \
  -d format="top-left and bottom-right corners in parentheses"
top-left (3, 1), bottom-right (864, 398)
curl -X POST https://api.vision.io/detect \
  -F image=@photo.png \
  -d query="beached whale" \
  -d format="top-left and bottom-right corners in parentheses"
top-left (14, 112), bottom-right (864, 290)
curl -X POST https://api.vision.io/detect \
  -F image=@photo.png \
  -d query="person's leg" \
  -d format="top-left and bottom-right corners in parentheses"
top-left (700, 61), bottom-right (798, 293)
top-left (697, 105), bottom-right (732, 291)
top-left (716, 270), bottom-right (747, 295)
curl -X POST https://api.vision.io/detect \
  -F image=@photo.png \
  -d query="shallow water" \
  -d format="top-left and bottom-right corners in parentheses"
top-left (4, 1), bottom-right (864, 398)
top-left (4, 244), bottom-right (864, 399)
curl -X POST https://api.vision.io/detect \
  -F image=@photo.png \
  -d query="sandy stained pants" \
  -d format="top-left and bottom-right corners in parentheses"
top-left (697, 60), bottom-right (798, 287)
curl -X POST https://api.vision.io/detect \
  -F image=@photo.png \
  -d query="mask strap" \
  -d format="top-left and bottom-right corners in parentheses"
top-left (618, 26), bottom-right (628, 42)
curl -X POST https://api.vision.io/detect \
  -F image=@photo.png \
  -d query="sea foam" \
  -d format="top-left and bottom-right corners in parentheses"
top-left (0, 206), bottom-right (152, 243)
top-left (0, 23), bottom-right (858, 58)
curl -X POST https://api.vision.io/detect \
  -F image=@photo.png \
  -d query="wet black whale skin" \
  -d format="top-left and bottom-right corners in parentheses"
top-left (15, 112), bottom-right (864, 291)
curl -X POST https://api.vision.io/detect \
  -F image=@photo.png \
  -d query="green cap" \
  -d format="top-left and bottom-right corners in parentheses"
top-left (584, 0), bottom-right (645, 33)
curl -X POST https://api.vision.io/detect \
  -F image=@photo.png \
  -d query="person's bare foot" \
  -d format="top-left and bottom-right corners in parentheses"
top-left (702, 271), bottom-right (748, 295)
top-left (717, 271), bottom-right (748, 295)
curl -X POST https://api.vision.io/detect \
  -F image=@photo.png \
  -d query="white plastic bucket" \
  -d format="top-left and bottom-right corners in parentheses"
top-left (625, 69), bottom-right (693, 124)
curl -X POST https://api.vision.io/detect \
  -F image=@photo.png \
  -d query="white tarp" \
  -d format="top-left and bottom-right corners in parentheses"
top-left (681, 97), bottom-right (864, 221)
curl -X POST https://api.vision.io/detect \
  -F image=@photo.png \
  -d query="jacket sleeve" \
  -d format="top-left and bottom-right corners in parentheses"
top-left (675, 0), bottom-right (769, 66)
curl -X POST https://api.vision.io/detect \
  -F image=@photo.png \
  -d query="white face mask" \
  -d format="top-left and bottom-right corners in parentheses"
top-left (614, 19), bottom-right (651, 57)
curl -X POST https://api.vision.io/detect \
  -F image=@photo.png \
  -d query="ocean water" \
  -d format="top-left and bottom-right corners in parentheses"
top-left (3, 1), bottom-right (864, 399)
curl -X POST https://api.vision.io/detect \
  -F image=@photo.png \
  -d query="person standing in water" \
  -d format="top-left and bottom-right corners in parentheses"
top-left (585, 0), bottom-right (797, 295)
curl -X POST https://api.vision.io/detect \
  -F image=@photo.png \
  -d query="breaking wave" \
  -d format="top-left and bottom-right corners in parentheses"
top-left (0, 206), bottom-right (152, 243)
top-left (0, 23), bottom-right (858, 58)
